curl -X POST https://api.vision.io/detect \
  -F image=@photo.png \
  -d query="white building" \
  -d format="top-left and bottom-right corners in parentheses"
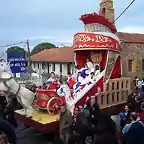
top-left (31, 47), bottom-right (74, 76)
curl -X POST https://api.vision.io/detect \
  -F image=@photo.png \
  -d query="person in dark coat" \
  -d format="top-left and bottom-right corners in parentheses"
top-left (122, 112), bottom-right (144, 144)
top-left (92, 109), bottom-right (118, 144)
top-left (70, 108), bottom-right (92, 144)
top-left (85, 96), bottom-right (100, 125)
top-left (59, 104), bottom-right (73, 144)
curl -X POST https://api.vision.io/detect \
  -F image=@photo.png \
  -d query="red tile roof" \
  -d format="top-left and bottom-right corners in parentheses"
top-left (117, 32), bottom-right (144, 43)
top-left (31, 32), bottom-right (144, 62)
top-left (31, 47), bottom-right (73, 62)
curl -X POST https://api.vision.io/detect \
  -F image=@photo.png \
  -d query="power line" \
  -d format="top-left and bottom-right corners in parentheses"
top-left (113, 0), bottom-right (136, 23)
top-left (0, 41), bottom-right (26, 48)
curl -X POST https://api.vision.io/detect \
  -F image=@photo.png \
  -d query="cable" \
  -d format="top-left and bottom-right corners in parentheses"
top-left (0, 41), bottom-right (26, 48)
top-left (113, 0), bottom-right (136, 23)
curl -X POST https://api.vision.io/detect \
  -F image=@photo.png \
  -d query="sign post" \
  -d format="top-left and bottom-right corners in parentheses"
top-left (7, 51), bottom-right (27, 74)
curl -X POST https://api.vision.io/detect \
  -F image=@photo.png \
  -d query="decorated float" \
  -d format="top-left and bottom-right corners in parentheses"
top-left (14, 12), bottom-right (131, 133)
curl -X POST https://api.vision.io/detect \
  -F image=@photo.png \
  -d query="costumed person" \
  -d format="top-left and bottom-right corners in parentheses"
top-left (80, 64), bottom-right (89, 79)
top-left (67, 72), bottom-right (76, 100)
top-left (74, 72), bottom-right (84, 90)
top-left (57, 80), bottom-right (71, 101)
top-left (73, 66), bottom-right (79, 81)
top-left (59, 103), bottom-right (73, 144)
top-left (94, 65), bottom-right (101, 77)
top-left (46, 72), bottom-right (56, 86)
top-left (86, 59), bottom-right (94, 73)
top-left (47, 79), bottom-right (58, 91)
top-left (88, 72), bottom-right (96, 85)
top-left (73, 72), bottom-right (84, 97)
top-left (67, 72), bottom-right (76, 89)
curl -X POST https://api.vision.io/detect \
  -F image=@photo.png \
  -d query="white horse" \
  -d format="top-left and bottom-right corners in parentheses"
top-left (0, 60), bottom-right (35, 118)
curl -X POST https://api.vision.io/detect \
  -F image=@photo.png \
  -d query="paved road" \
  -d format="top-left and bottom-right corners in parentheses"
top-left (16, 122), bottom-right (55, 144)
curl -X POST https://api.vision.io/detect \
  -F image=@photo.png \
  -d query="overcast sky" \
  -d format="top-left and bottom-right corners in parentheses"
top-left (0, 0), bottom-right (143, 51)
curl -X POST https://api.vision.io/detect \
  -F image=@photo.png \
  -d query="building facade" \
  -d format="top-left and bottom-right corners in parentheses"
top-left (31, 61), bottom-right (73, 76)
top-left (31, 48), bottom-right (74, 76)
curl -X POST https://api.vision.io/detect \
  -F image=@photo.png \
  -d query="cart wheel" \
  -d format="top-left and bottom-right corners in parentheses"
top-left (47, 97), bottom-right (63, 115)
top-left (0, 119), bottom-right (16, 144)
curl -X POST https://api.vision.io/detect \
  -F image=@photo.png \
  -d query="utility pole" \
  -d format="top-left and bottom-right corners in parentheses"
top-left (26, 39), bottom-right (32, 67)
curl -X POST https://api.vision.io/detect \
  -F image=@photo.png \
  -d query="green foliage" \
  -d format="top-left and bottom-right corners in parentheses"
top-left (31, 42), bottom-right (56, 55)
top-left (7, 46), bottom-right (25, 52)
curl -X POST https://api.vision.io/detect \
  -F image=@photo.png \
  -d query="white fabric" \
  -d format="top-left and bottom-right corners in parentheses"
top-left (86, 61), bottom-right (94, 72)
top-left (73, 69), bottom-right (79, 80)
top-left (77, 76), bottom-right (84, 83)
top-left (95, 70), bottom-right (101, 76)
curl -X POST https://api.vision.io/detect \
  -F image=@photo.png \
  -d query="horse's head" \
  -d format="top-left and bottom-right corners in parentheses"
top-left (0, 60), bottom-right (11, 73)
top-left (0, 60), bottom-right (13, 79)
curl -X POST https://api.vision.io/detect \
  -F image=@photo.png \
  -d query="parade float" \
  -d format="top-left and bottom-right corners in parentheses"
top-left (13, 12), bottom-right (131, 133)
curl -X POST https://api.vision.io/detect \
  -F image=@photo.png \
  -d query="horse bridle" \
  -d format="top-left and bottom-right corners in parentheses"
top-left (0, 77), bottom-right (21, 107)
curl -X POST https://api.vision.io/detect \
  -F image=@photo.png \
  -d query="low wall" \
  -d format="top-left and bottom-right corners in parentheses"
top-left (97, 77), bottom-right (131, 109)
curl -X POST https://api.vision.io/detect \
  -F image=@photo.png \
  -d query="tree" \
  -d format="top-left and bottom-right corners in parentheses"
top-left (31, 42), bottom-right (56, 55)
top-left (7, 46), bottom-right (25, 52)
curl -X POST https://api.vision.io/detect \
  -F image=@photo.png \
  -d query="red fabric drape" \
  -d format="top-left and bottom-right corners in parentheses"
top-left (75, 51), bottom-right (91, 68)
top-left (75, 50), bottom-right (107, 70)
top-left (110, 56), bottom-right (121, 79)
top-left (101, 51), bottom-right (107, 70)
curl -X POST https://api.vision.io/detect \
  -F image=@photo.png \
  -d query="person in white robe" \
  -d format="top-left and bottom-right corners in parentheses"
top-left (86, 59), bottom-right (94, 73)
top-left (72, 66), bottom-right (79, 81)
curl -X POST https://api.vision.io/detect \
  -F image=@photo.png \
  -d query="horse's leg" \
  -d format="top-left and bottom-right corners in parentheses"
top-left (27, 105), bottom-right (33, 118)
top-left (16, 96), bottom-right (27, 116)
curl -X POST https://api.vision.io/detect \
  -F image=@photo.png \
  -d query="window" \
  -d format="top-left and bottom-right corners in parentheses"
top-left (142, 59), bottom-right (144, 71)
top-left (128, 60), bottom-right (133, 72)
top-left (52, 63), bottom-right (55, 71)
top-left (60, 64), bottom-right (62, 73)
top-left (37, 62), bottom-right (39, 69)
top-left (47, 63), bottom-right (49, 73)
top-left (33, 62), bottom-right (35, 68)
top-left (101, 8), bottom-right (106, 17)
top-left (42, 62), bottom-right (46, 69)
top-left (67, 64), bottom-right (71, 73)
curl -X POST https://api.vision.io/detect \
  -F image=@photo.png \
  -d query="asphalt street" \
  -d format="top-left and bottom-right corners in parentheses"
top-left (16, 122), bottom-right (54, 144)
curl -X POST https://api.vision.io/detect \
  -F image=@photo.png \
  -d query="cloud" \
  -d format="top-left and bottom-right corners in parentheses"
top-left (55, 40), bottom-right (73, 43)
top-left (119, 26), bottom-right (144, 34)
top-left (27, 36), bottom-right (55, 40)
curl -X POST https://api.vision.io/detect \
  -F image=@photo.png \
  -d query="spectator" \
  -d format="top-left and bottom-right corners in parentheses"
top-left (59, 104), bottom-right (73, 144)
top-left (122, 112), bottom-right (144, 144)
top-left (141, 78), bottom-right (144, 92)
top-left (119, 105), bottom-right (131, 131)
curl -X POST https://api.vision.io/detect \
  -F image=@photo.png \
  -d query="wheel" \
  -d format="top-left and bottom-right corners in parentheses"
top-left (0, 119), bottom-right (16, 144)
top-left (47, 97), bottom-right (63, 115)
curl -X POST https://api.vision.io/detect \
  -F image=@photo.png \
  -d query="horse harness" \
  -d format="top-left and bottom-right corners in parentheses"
top-left (0, 77), bottom-right (21, 107)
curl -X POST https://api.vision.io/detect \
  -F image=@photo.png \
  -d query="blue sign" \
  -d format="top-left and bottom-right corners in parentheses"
top-left (7, 51), bottom-right (27, 73)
